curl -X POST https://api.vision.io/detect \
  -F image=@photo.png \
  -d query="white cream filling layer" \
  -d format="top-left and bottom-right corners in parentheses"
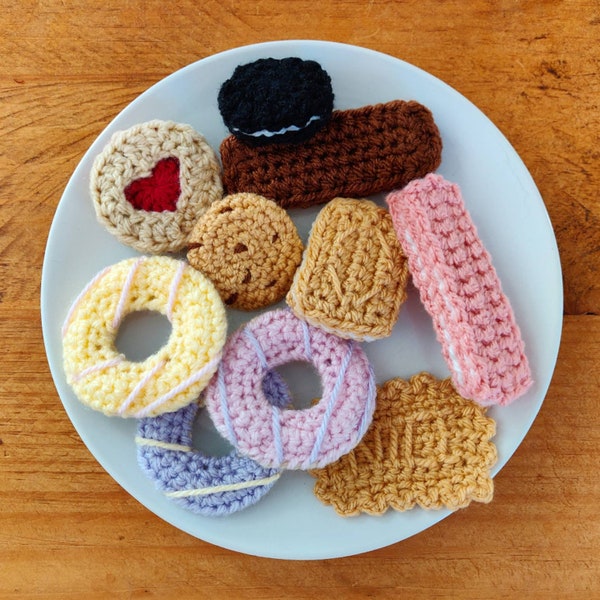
top-left (232, 114), bottom-right (322, 138)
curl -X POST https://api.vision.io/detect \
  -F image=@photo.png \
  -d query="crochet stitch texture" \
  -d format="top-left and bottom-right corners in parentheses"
top-left (90, 120), bottom-right (222, 254)
top-left (386, 174), bottom-right (533, 406)
top-left (187, 193), bottom-right (303, 310)
top-left (136, 401), bottom-right (282, 517)
top-left (124, 156), bottom-right (181, 212)
top-left (218, 57), bottom-right (334, 146)
top-left (220, 99), bottom-right (442, 208)
top-left (62, 256), bottom-right (227, 418)
top-left (204, 309), bottom-right (376, 470)
top-left (312, 373), bottom-right (497, 516)
top-left (287, 197), bottom-right (409, 341)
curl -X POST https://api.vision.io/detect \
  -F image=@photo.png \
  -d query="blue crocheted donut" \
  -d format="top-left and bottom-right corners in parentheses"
top-left (136, 371), bottom-right (290, 516)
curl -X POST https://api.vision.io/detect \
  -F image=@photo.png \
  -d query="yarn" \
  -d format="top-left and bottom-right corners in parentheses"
top-left (62, 256), bottom-right (227, 418)
top-left (204, 309), bottom-right (376, 470)
top-left (90, 120), bottom-right (222, 254)
top-left (124, 156), bottom-right (181, 212)
top-left (386, 174), bottom-right (532, 406)
top-left (287, 197), bottom-right (409, 341)
top-left (220, 99), bottom-right (442, 208)
top-left (312, 373), bottom-right (497, 516)
top-left (137, 394), bottom-right (288, 517)
top-left (187, 193), bottom-right (303, 310)
top-left (218, 57), bottom-right (334, 146)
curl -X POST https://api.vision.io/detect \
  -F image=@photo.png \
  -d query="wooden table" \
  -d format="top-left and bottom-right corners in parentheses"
top-left (1, 1), bottom-right (598, 598)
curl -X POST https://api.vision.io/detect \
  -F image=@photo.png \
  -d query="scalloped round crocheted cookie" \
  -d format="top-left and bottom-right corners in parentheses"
top-left (187, 193), bottom-right (303, 310)
top-left (287, 197), bottom-right (409, 341)
top-left (90, 120), bottom-right (222, 254)
top-left (62, 256), bottom-right (227, 418)
top-left (312, 373), bottom-right (497, 516)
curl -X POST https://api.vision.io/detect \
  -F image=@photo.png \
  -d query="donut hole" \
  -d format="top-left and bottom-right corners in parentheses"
top-left (192, 407), bottom-right (235, 457)
top-left (270, 361), bottom-right (323, 410)
top-left (115, 310), bottom-right (172, 362)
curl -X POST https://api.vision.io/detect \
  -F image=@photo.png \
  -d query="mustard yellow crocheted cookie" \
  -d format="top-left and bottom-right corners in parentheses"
top-left (286, 198), bottom-right (408, 341)
top-left (90, 120), bottom-right (222, 254)
top-left (187, 193), bottom-right (303, 310)
top-left (312, 373), bottom-right (497, 516)
top-left (62, 256), bottom-right (227, 418)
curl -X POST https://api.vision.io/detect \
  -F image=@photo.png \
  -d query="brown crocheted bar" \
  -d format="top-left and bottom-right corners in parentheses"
top-left (220, 100), bottom-right (442, 208)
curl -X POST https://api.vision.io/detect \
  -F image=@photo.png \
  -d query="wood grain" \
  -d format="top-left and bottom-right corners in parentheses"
top-left (1, 311), bottom-right (598, 599)
top-left (1, 1), bottom-right (599, 598)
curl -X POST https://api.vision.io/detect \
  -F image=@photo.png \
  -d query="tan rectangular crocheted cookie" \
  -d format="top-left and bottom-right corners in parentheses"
top-left (286, 198), bottom-right (409, 341)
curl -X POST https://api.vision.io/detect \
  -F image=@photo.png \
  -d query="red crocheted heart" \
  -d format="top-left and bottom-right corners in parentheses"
top-left (124, 157), bottom-right (181, 212)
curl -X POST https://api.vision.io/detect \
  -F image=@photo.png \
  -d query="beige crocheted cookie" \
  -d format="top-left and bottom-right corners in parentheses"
top-left (286, 198), bottom-right (409, 341)
top-left (90, 120), bottom-right (222, 254)
top-left (312, 373), bottom-right (497, 516)
top-left (187, 193), bottom-right (303, 310)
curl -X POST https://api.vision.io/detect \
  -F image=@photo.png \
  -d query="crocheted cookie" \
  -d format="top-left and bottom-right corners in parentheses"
top-left (90, 120), bottom-right (222, 254)
top-left (187, 193), bottom-right (303, 310)
top-left (136, 400), bottom-right (283, 517)
top-left (62, 256), bottom-right (227, 418)
top-left (204, 309), bottom-right (376, 470)
top-left (312, 373), bottom-right (497, 516)
top-left (218, 57), bottom-right (334, 146)
top-left (386, 174), bottom-right (532, 406)
top-left (287, 198), bottom-right (409, 341)
top-left (220, 99), bottom-right (442, 208)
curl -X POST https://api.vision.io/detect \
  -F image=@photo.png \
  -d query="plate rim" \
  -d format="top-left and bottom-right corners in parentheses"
top-left (40, 39), bottom-right (564, 560)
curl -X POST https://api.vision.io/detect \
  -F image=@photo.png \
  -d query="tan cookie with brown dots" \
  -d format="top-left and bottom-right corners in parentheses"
top-left (187, 193), bottom-right (303, 310)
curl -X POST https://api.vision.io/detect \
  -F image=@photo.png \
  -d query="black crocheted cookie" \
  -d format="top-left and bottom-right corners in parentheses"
top-left (217, 57), bottom-right (334, 146)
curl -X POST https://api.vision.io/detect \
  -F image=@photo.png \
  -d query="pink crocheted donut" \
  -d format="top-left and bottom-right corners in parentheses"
top-left (204, 309), bottom-right (376, 470)
top-left (386, 173), bottom-right (532, 406)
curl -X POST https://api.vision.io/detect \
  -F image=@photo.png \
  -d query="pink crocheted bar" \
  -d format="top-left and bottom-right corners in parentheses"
top-left (386, 174), bottom-right (532, 406)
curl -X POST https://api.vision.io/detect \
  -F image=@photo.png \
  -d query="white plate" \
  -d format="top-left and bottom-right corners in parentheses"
top-left (41, 40), bottom-right (563, 560)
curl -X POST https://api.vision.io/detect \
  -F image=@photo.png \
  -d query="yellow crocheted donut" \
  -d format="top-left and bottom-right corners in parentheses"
top-left (62, 256), bottom-right (227, 418)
